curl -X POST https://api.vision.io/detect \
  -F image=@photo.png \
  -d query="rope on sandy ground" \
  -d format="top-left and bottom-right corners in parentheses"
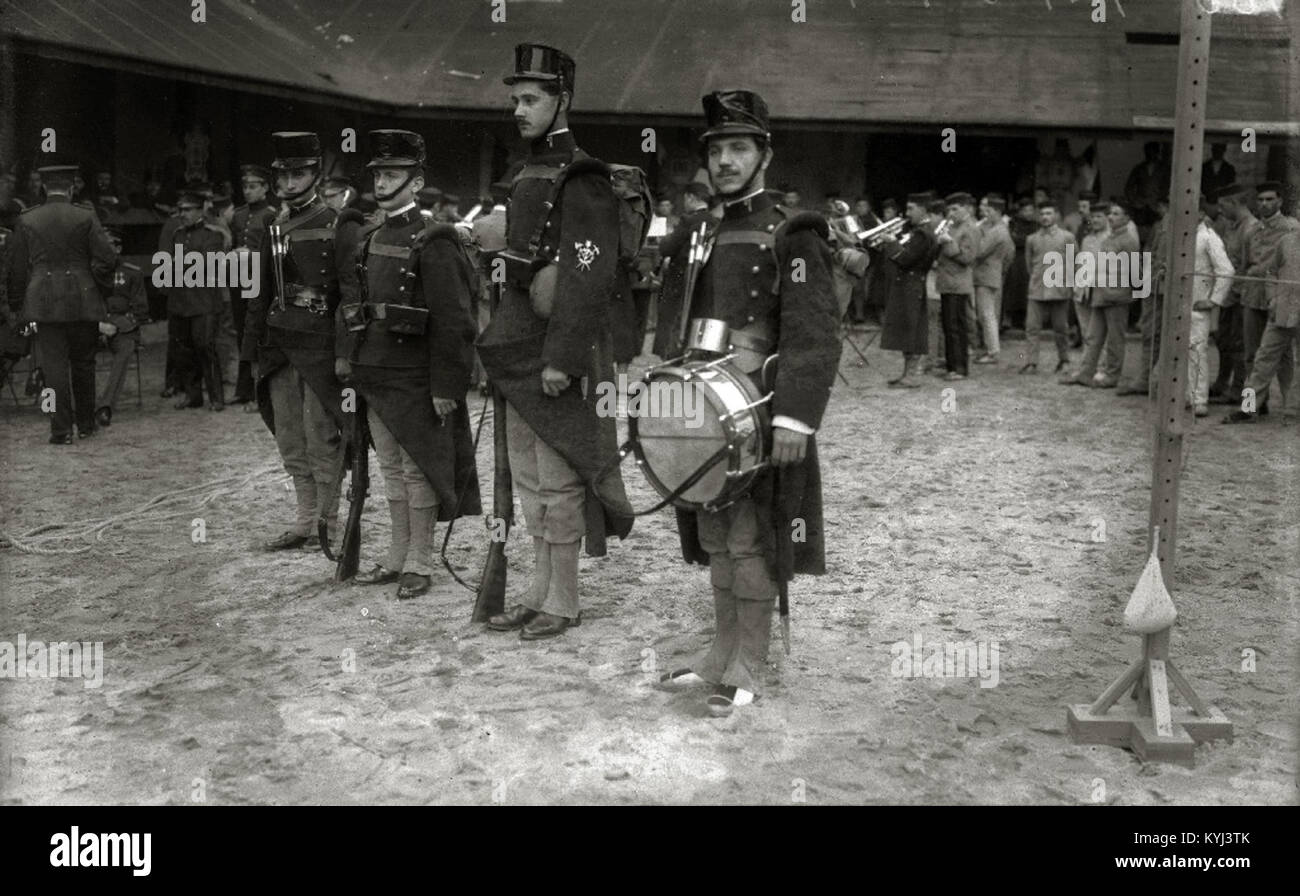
top-left (0, 463), bottom-right (284, 555)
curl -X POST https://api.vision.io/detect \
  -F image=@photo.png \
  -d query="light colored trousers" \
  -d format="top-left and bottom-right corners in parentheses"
top-left (506, 402), bottom-right (585, 619)
top-left (694, 497), bottom-right (776, 695)
top-left (1187, 310), bottom-right (1212, 408)
top-left (1079, 304), bottom-right (1128, 382)
top-left (974, 285), bottom-right (1001, 357)
top-left (1243, 322), bottom-right (1296, 414)
top-left (268, 364), bottom-right (343, 537)
top-left (368, 408), bottom-right (438, 576)
top-left (1024, 299), bottom-right (1071, 366)
top-left (95, 331), bottom-right (139, 411)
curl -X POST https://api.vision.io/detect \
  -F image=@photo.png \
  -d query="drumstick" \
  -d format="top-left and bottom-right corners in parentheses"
top-left (678, 227), bottom-right (702, 351)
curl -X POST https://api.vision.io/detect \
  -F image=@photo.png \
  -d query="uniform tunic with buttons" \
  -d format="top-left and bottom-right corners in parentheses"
top-left (670, 191), bottom-right (842, 580)
top-left (242, 195), bottom-right (360, 433)
top-left (476, 130), bottom-right (633, 551)
top-left (6, 195), bottom-right (116, 322)
top-left (338, 206), bottom-right (482, 520)
top-left (168, 221), bottom-right (227, 317)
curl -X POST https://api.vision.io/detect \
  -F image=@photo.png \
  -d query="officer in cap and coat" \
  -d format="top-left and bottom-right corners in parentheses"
top-left (477, 43), bottom-right (633, 640)
top-left (655, 91), bottom-right (841, 715)
top-left (335, 130), bottom-right (482, 599)
top-left (5, 164), bottom-right (117, 443)
top-left (242, 132), bottom-right (362, 551)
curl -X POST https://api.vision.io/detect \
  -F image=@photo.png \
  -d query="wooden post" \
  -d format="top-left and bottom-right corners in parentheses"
top-left (1067, 0), bottom-right (1232, 766)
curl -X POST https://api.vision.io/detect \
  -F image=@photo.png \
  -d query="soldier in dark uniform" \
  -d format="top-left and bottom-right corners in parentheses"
top-left (655, 91), bottom-right (841, 715)
top-left (436, 194), bottom-right (460, 224)
top-left (156, 201), bottom-right (187, 398)
top-left (335, 130), bottom-right (482, 599)
top-left (415, 186), bottom-right (441, 218)
top-left (876, 192), bottom-right (939, 387)
top-left (242, 132), bottom-right (362, 552)
top-left (93, 227), bottom-right (149, 427)
top-left (6, 164), bottom-right (117, 443)
top-left (230, 164), bottom-right (277, 405)
top-left (169, 190), bottom-right (226, 410)
top-left (321, 176), bottom-right (358, 211)
top-left (477, 44), bottom-right (633, 640)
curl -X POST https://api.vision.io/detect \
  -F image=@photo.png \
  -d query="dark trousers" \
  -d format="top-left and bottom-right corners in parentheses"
top-left (35, 321), bottom-right (98, 438)
top-left (95, 331), bottom-right (139, 412)
top-left (230, 292), bottom-right (254, 400)
top-left (1212, 302), bottom-right (1245, 395)
top-left (170, 313), bottom-right (222, 406)
top-left (163, 314), bottom-right (180, 391)
top-left (939, 293), bottom-right (970, 375)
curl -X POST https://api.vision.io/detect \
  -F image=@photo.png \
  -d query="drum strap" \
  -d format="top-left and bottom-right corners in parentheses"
top-left (593, 439), bottom-right (733, 517)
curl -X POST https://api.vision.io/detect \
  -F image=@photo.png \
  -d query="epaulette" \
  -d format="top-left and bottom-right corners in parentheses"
top-left (412, 221), bottom-right (462, 251)
top-left (776, 209), bottom-right (831, 241)
top-left (562, 156), bottom-right (613, 182)
top-left (335, 207), bottom-right (365, 228)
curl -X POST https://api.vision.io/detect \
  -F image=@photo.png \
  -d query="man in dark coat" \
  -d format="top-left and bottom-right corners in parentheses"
top-left (477, 44), bottom-right (633, 640)
top-left (6, 164), bottom-right (116, 443)
top-left (168, 190), bottom-right (227, 410)
top-left (336, 130), bottom-right (481, 599)
top-left (1003, 196), bottom-right (1037, 331)
top-left (230, 164), bottom-right (277, 405)
top-left (242, 132), bottom-right (362, 552)
top-left (656, 91), bottom-right (841, 715)
top-left (875, 192), bottom-right (937, 387)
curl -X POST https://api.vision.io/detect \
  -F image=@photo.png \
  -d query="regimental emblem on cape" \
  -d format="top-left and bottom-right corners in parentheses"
top-left (574, 239), bottom-right (600, 271)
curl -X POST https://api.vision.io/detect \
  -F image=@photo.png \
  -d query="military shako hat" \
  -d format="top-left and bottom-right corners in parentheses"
top-left (177, 189), bottom-right (207, 209)
top-left (699, 90), bottom-right (771, 143)
top-left (271, 132), bottom-right (322, 170)
top-left (240, 164), bottom-right (272, 183)
top-left (504, 43), bottom-right (575, 94)
top-left (365, 130), bottom-right (425, 169)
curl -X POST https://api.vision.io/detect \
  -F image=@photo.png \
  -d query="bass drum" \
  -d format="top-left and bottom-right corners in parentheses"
top-left (629, 358), bottom-right (770, 512)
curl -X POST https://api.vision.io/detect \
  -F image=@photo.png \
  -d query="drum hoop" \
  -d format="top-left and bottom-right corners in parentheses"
top-left (629, 358), bottom-right (771, 512)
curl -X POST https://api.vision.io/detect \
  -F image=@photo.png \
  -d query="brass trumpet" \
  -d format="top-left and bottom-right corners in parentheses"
top-left (934, 218), bottom-right (953, 240)
top-left (857, 216), bottom-right (905, 248)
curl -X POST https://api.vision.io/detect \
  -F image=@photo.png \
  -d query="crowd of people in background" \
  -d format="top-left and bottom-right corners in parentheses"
top-left (2, 139), bottom-right (1296, 448)
top-left (0, 158), bottom-right (497, 441)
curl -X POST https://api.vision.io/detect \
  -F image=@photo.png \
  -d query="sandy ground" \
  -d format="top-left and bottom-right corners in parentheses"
top-left (1, 323), bottom-right (1296, 805)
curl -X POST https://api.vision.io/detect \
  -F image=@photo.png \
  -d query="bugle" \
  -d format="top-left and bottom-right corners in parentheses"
top-left (857, 216), bottom-right (905, 247)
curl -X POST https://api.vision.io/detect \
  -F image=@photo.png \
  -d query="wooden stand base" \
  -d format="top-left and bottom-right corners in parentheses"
top-left (1067, 702), bottom-right (1233, 767)
top-left (1068, 655), bottom-right (1233, 767)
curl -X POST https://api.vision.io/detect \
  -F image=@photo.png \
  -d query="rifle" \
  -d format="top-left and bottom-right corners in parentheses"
top-left (322, 391), bottom-right (370, 582)
top-left (471, 275), bottom-right (513, 622)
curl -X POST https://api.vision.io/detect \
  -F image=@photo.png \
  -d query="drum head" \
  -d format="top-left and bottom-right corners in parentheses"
top-left (634, 361), bottom-right (770, 508)
top-left (634, 368), bottom-right (730, 506)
